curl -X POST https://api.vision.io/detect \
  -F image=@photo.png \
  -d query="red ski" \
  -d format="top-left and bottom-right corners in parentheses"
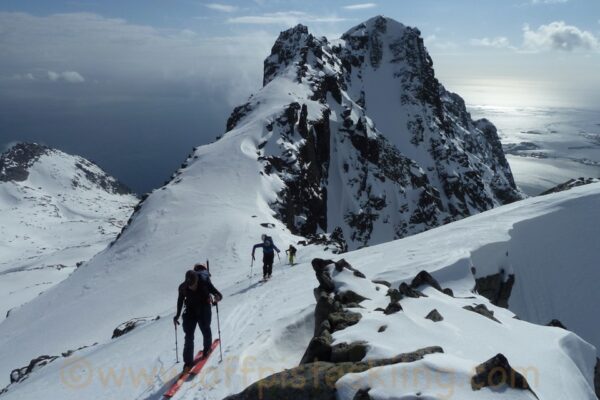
top-left (163, 339), bottom-right (220, 398)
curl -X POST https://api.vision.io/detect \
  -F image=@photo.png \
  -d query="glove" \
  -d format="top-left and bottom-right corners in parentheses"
top-left (173, 316), bottom-right (180, 326)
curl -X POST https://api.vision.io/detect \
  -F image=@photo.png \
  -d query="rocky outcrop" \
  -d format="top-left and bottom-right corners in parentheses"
top-left (224, 346), bottom-right (443, 400)
top-left (463, 304), bottom-right (501, 323)
top-left (540, 177), bottom-right (600, 196)
top-left (425, 309), bottom-right (444, 322)
top-left (0, 143), bottom-right (50, 182)
top-left (471, 353), bottom-right (538, 398)
top-left (112, 316), bottom-right (160, 339)
top-left (302, 259), bottom-right (366, 364)
top-left (226, 16), bottom-right (522, 251)
top-left (2, 343), bottom-right (97, 394)
top-left (474, 271), bottom-right (515, 308)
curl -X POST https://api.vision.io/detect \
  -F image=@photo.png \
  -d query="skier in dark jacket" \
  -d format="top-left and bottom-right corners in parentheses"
top-left (252, 234), bottom-right (280, 280)
top-left (173, 267), bottom-right (222, 372)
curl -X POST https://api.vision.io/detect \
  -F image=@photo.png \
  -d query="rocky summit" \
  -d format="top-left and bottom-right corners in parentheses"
top-left (227, 16), bottom-right (522, 250)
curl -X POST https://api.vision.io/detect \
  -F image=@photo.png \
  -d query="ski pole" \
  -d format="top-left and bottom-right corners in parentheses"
top-left (174, 323), bottom-right (179, 363)
top-left (215, 303), bottom-right (223, 362)
top-left (250, 258), bottom-right (254, 278)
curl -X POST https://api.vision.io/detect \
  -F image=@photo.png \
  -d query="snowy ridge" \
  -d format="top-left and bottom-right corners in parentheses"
top-left (0, 143), bottom-right (137, 320)
top-left (1, 161), bottom-right (599, 399)
top-left (229, 16), bottom-right (521, 250)
top-left (0, 17), bottom-right (598, 400)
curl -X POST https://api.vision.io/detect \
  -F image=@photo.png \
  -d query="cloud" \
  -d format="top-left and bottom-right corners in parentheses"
top-left (205, 3), bottom-right (238, 13)
top-left (470, 36), bottom-right (512, 49)
top-left (523, 21), bottom-right (599, 51)
top-left (343, 3), bottom-right (377, 10)
top-left (424, 34), bottom-right (458, 51)
top-left (48, 70), bottom-right (85, 83)
top-left (227, 11), bottom-right (346, 25)
top-left (530, 0), bottom-right (568, 4)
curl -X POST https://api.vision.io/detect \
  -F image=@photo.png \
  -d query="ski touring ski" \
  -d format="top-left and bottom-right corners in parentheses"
top-left (163, 339), bottom-right (220, 398)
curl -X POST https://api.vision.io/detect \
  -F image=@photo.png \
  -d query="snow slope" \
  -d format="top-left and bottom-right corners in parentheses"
top-left (1, 179), bottom-right (599, 398)
top-left (0, 143), bottom-right (137, 320)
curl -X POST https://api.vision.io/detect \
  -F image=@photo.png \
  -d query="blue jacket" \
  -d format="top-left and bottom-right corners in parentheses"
top-left (253, 236), bottom-right (280, 256)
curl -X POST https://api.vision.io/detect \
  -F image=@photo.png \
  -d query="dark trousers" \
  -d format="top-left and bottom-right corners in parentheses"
top-left (263, 252), bottom-right (274, 277)
top-left (182, 305), bottom-right (212, 366)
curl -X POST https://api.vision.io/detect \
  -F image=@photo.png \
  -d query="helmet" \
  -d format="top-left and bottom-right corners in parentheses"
top-left (261, 234), bottom-right (267, 241)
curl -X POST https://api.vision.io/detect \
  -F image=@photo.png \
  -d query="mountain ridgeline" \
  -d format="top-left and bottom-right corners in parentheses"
top-left (225, 16), bottom-right (521, 250)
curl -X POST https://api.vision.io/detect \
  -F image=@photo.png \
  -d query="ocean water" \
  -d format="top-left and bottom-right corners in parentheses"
top-left (469, 106), bottom-right (600, 196)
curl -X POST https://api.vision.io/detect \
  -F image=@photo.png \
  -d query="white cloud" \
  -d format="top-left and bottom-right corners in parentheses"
top-left (227, 11), bottom-right (346, 25)
top-left (470, 36), bottom-right (511, 49)
top-left (47, 70), bottom-right (85, 83)
top-left (343, 3), bottom-right (377, 10)
top-left (205, 3), bottom-right (238, 13)
top-left (523, 21), bottom-right (599, 51)
top-left (530, 0), bottom-right (568, 4)
top-left (424, 34), bottom-right (458, 51)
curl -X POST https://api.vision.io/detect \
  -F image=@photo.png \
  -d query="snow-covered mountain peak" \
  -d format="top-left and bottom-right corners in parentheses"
top-left (0, 143), bottom-right (137, 322)
top-left (0, 142), bottom-right (131, 195)
top-left (228, 16), bottom-right (522, 250)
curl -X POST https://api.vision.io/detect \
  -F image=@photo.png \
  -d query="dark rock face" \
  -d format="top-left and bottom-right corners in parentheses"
top-left (225, 347), bottom-right (443, 400)
top-left (112, 316), bottom-right (160, 339)
top-left (410, 270), bottom-right (443, 292)
top-left (0, 143), bottom-right (49, 182)
top-left (224, 16), bottom-right (522, 251)
top-left (302, 259), bottom-right (366, 364)
top-left (73, 159), bottom-right (132, 195)
top-left (475, 272), bottom-right (515, 309)
top-left (471, 353), bottom-right (537, 397)
top-left (463, 304), bottom-right (501, 323)
top-left (540, 177), bottom-right (600, 196)
top-left (425, 309), bottom-right (444, 322)
top-left (546, 319), bottom-right (567, 329)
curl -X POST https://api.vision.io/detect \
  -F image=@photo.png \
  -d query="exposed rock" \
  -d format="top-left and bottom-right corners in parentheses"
top-left (301, 331), bottom-right (333, 364)
top-left (331, 341), bottom-right (368, 363)
top-left (240, 17), bottom-right (522, 251)
top-left (425, 309), bottom-right (444, 322)
top-left (4, 342), bottom-right (97, 392)
top-left (410, 270), bottom-right (443, 292)
top-left (334, 259), bottom-right (366, 278)
top-left (540, 177), bottom-right (600, 196)
top-left (399, 282), bottom-right (427, 298)
top-left (353, 388), bottom-right (372, 400)
top-left (9, 355), bottom-right (58, 384)
top-left (377, 325), bottom-right (387, 333)
top-left (0, 143), bottom-right (50, 182)
top-left (372, 279), bottom-right (391, 287)
top-left (546, 319), bottom-right (567, 329)
top-left (312, 258), bottom-right (336, 293)
top-left (463, 304), bottom-right (501, 323)
top-left (475, 271), bottom-right (515, 308)
top-left (383, 301), bottom-right (403, 315)
top-left (329, 311), bottom-right (362, 332)
top-left (225, 346), bottom-right (443, 400)
top-left (442, 288), bottom-right (454, 297)
top-left (471, 353), bottom-right (537, 397)
top-left (112, 316), bottom-right (160, 339)
top-left (336, 290), bottom-right (368, 305)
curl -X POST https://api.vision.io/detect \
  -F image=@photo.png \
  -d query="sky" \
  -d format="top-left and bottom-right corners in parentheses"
top-left (0, 0), bottom-right (599, 192)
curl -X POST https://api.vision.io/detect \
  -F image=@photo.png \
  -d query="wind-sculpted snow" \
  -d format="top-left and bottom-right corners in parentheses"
top-left (228, 15), bottom-right (522, 250)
